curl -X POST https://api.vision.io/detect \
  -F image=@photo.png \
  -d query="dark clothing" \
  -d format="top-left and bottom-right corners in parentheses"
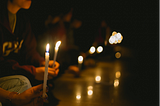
top-left (0, 8), bottom-right (44, 78)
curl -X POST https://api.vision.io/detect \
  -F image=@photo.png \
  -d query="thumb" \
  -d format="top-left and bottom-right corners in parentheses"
top-left (32, 84), bottom-right (43, 97)
top-left (33, 84), bottom-right (43, 91)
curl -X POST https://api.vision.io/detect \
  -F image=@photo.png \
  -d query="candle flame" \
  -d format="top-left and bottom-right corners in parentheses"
top-left (87, 90), bottom-right (93, 95)
top-left (46, 43), bottom-right (50, 52)
top-left (89, 46), bottom-right (96, 54)
top-left (76, 95), bottom-right (81, 99)
top-left (78, 56), bottom-right (83, 64)
top-left (95, 76), bottom-right (101, 83)
top-left (115, 71), bottom-right (121, 78)
top-left (55, 41), bottom-right (61, 50)
top-left (96, 46), bottom-right (103, 53)
top-left (114, 79), bottom-right (119, 87)
top-left (109, 31), bottom-right (123, 44)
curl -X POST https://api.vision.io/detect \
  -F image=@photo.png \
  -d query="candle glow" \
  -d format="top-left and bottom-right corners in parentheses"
top-left (115, 71), bottom-right (121, 78)
top-left (46, 43), bottom-right (50, 52)
top-left (87, 90), bottom-right (93, 96)
top-left (95, 76), bottom-right (101, 83)
top-left (109, 31), bottom-right (123, 44)
top-left (78, 56), bottom-right (83, 64)
top-left (96, 46), bottom-right (103, 53)
top-left (76, 95), bottom-right (81, 99)
top-left (89, 46), bottom-right (96, 54)
top-left (114, 79), bottom-right (119, 87)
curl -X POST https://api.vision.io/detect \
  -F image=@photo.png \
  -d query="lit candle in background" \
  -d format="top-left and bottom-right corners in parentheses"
top-left (43, 43), bottom-right (50, 98)
top-left (96, 46), bottom-right (103, 53)
top-left (89, 46), bottom-right (96, 54)
top-left (109, 31), bottom-right (123, 44)
top-left (53, 41), bottom-right (61, 68)
top-left (115, 71), bottom-right (121, 78)
top-left (76, 94), bottom-right (81, 100)
top-left (95, 76), bottom-right (101, 83)
top-left (87, 86), bottom-right (93, 96)
top-left (78, 55), bottom-right (83, 71)
top-left (114, 79), bottom-right (119, 87)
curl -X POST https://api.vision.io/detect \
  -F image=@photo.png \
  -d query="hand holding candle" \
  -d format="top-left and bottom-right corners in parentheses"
top-left (53, 41), bottom-right (61, 68)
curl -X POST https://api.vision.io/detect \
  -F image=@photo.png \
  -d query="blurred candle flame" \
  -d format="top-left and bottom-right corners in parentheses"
top-left (95, 76), bottom-right (101, 83)
top-left (87, 90), bottom-right (93, 96)
top-left (78, 56), bottom-right (83, 64)
top-left (109, 31), bottom-right (123, 44)
top-left (89, 46), bottom-right (96, 54)
top-left (46, 43), bottom-right (50, 52)
top-left (96, 46), bottom-right (103, 53)
top-left (114, 79), bottom-right (119, 87)
top-left (55, 41), bottom-right (61, 51)
top-left (76, 95), bottom-right (81, 100)
top-left (115, 71), bottom-right (121, 78)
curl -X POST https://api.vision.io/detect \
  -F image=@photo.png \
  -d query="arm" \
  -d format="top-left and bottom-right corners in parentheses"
top-left (0, 87), bottom-right (10, 103)
top-left (0, 84), bottom-right (44, 106)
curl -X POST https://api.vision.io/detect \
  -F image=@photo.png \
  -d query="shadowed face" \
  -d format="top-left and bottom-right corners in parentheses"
top-left (12, 0), bottom-right (32, 9)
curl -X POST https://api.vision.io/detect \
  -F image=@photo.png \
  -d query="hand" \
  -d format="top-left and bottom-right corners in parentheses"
top-left (40, 60), bottom-right (60, 69)
top-left (35, 67), bottom-right (59, 80)
top-left (11, 84), bottom-right (45, 106)
top-left (48, 60), bottom-right (60, 69)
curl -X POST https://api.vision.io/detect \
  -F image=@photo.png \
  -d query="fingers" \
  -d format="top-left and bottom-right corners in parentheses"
top-left (49, 60), bottom-right (60, 69)
top-left (54, 61), bottom-right (60, 69)
top-left (48, 69), bottom-right (59, 79)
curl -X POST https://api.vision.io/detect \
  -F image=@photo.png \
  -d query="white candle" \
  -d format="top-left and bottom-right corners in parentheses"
top-left (43, 43), bottom-right (50, 98)
top-left (78, 55), bottom-right (83, 71)
top-left (53, 41), bottom-right (61, 68)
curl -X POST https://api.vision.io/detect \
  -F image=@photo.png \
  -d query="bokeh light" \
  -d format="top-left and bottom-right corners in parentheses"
top-left (115, 52), bottom-right (121, 58)
top-left (89, 46), bottom-right (96, 54)
top-left (95, 76), bottom-right (101, 83)
top-left (87, 90), bottom-right (93, 96)
top-left (109, 31), bottom-right (123, 44)
top-left (78, 56), bottom-right (83, 64)
top-left (114, 79), bottom-right (119, 87)
top-left (115, 71), bottom-right (121, 78)
top-left (87, 86), bottom-right (93, 90)
top-left (76, 95), bottom-right (81, 100)
top-left (96, 46), bottom-right (103, 53)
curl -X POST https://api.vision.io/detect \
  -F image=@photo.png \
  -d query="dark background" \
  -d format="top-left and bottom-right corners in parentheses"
top-left (28, 0), bottom-right (159, 104)
top-left (28, 0), bottom-right (159, 68)
top-left (29, 0), bottom-right (159, 50)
